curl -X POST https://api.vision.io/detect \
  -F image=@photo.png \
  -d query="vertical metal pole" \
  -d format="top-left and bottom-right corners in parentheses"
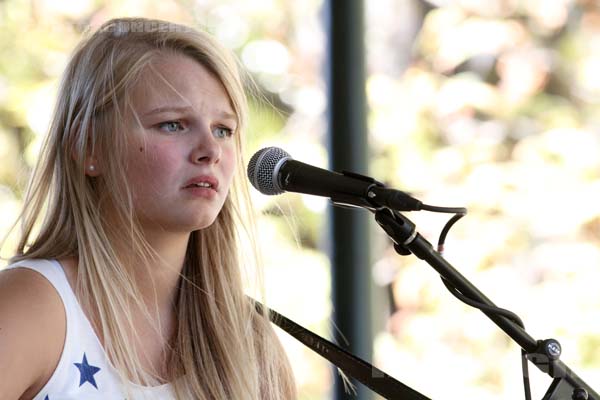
top-left (325, 1), bottom-right (372, 399)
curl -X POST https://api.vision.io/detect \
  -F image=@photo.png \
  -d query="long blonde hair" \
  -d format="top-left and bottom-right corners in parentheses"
top-left (8, 17), bottom-right (296, 399)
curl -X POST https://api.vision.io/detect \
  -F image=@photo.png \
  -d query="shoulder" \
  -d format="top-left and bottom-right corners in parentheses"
top-left (0, 265), bottom-right (67, 399)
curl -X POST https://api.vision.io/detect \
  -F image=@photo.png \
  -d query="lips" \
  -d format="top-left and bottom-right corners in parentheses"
top-left (183, 175), bottom-right (219, 191)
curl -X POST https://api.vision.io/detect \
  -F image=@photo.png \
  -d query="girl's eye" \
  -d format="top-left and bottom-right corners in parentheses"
top-left (158, 121), bottom-right (185, 133)
top-left (213, 126), bottom-right (233, 139)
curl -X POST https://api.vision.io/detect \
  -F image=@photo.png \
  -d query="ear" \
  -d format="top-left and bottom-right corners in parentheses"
top-left (84, 156), bottom-right (102, 177)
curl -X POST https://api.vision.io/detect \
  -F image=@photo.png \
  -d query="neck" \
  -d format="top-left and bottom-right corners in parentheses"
top-left (68, 228), bottom-right (190, 318)
top-left (131, 229), bottom-right (190, 315)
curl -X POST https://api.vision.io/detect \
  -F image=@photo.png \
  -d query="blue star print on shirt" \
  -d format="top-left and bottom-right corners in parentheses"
top-left (74, 353), bottom-right (101, 389)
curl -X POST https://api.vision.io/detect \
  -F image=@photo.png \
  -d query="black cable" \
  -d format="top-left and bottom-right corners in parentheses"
top-left (421, 204), bottom-right (467, 214)
top-left (435, 213), bottom-right (531, 400)
top-left (440, 278), bottom-right (531, 400)
top-left (522, 348), bottom-right (532, 400)
top-left (441, 278), bottom-right (525, 327)
top-left (437, 213), bottom-right (466, 254)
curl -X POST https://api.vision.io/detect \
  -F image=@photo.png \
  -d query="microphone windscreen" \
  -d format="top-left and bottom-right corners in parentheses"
top-left (247, 147), bottom-right (291, 195)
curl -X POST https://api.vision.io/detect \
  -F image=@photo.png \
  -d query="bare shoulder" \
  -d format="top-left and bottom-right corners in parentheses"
top-left (0, 266), bottom-right (67, 400)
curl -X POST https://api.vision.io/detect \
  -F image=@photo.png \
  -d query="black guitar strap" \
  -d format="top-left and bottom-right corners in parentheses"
top-left (253, 300), bottom-right (431, 400)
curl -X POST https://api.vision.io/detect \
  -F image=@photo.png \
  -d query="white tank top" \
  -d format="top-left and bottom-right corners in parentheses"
top-left (3, 259), bottom-right (176, 400)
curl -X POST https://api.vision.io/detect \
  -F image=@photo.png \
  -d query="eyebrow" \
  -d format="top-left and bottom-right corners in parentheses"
top-left (142, 105), bottom-right (237, 121)
top-left (143, 106), bottom-right (192, 116)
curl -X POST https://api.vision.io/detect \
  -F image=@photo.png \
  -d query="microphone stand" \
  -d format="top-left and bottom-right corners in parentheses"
top-left (373, 207), bottom-right (599, 400)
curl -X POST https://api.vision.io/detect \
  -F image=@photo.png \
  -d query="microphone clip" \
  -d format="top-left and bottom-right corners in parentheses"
top-left (329, 170), bottom-right (424, 212)
top-left (335, 171), bottom-right (424, 212)
top-left (329, 170), bottom-right (385, 210)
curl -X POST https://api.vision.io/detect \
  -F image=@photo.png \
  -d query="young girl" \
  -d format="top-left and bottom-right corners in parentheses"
top-left (0, 17), bottom-right (296, 400)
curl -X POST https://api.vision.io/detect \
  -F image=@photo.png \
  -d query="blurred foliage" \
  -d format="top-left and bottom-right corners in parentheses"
top-left (367, 0), bottom-right (600, 398)
top-left (1, 0), bottom-right (600, 399)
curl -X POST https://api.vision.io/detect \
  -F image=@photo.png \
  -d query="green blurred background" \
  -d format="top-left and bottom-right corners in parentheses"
top-left (1, 0), bottom-right (600, 398)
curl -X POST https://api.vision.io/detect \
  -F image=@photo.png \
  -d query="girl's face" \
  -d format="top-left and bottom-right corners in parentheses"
top-left (124, 53), bottom-right (238, 235)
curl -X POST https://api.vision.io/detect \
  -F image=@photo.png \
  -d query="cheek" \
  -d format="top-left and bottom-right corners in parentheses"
top-left (128, 143), bottom-right (181, 195)
top-left (222, 146), bottom-right (237, 182)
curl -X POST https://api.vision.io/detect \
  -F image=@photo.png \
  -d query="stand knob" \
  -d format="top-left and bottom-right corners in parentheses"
top-left (572, 388), bottom-right (588, 400)
top-left (541, 339), bottom-right (562, 361)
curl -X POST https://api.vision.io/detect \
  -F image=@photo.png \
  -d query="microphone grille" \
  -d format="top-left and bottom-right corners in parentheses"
top-left (247, 147), bottom-right (291, 195)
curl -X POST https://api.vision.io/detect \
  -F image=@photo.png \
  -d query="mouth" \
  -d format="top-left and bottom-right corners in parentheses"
top-left (183, 176), bottom-right (219, 191)
top-left (186, 182), bottom-right (214, 189)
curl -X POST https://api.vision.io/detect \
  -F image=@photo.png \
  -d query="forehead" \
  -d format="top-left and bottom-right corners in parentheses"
top-left (130, 52), bottom-right (235, 117)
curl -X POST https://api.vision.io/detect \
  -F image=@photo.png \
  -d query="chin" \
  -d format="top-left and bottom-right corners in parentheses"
top-left (191, 215), bottom-right (220, 231)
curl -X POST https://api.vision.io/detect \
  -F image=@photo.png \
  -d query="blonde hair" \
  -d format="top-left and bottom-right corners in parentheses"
top-left (8, 17), bottom-right (296, 399)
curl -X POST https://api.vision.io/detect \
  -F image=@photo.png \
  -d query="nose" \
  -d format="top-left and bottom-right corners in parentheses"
top-left (191, 128), bottom-right (221, 165)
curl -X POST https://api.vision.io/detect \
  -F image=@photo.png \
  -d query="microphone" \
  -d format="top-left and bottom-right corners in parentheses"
top-left (246, 147), bottom-right (423, 211)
